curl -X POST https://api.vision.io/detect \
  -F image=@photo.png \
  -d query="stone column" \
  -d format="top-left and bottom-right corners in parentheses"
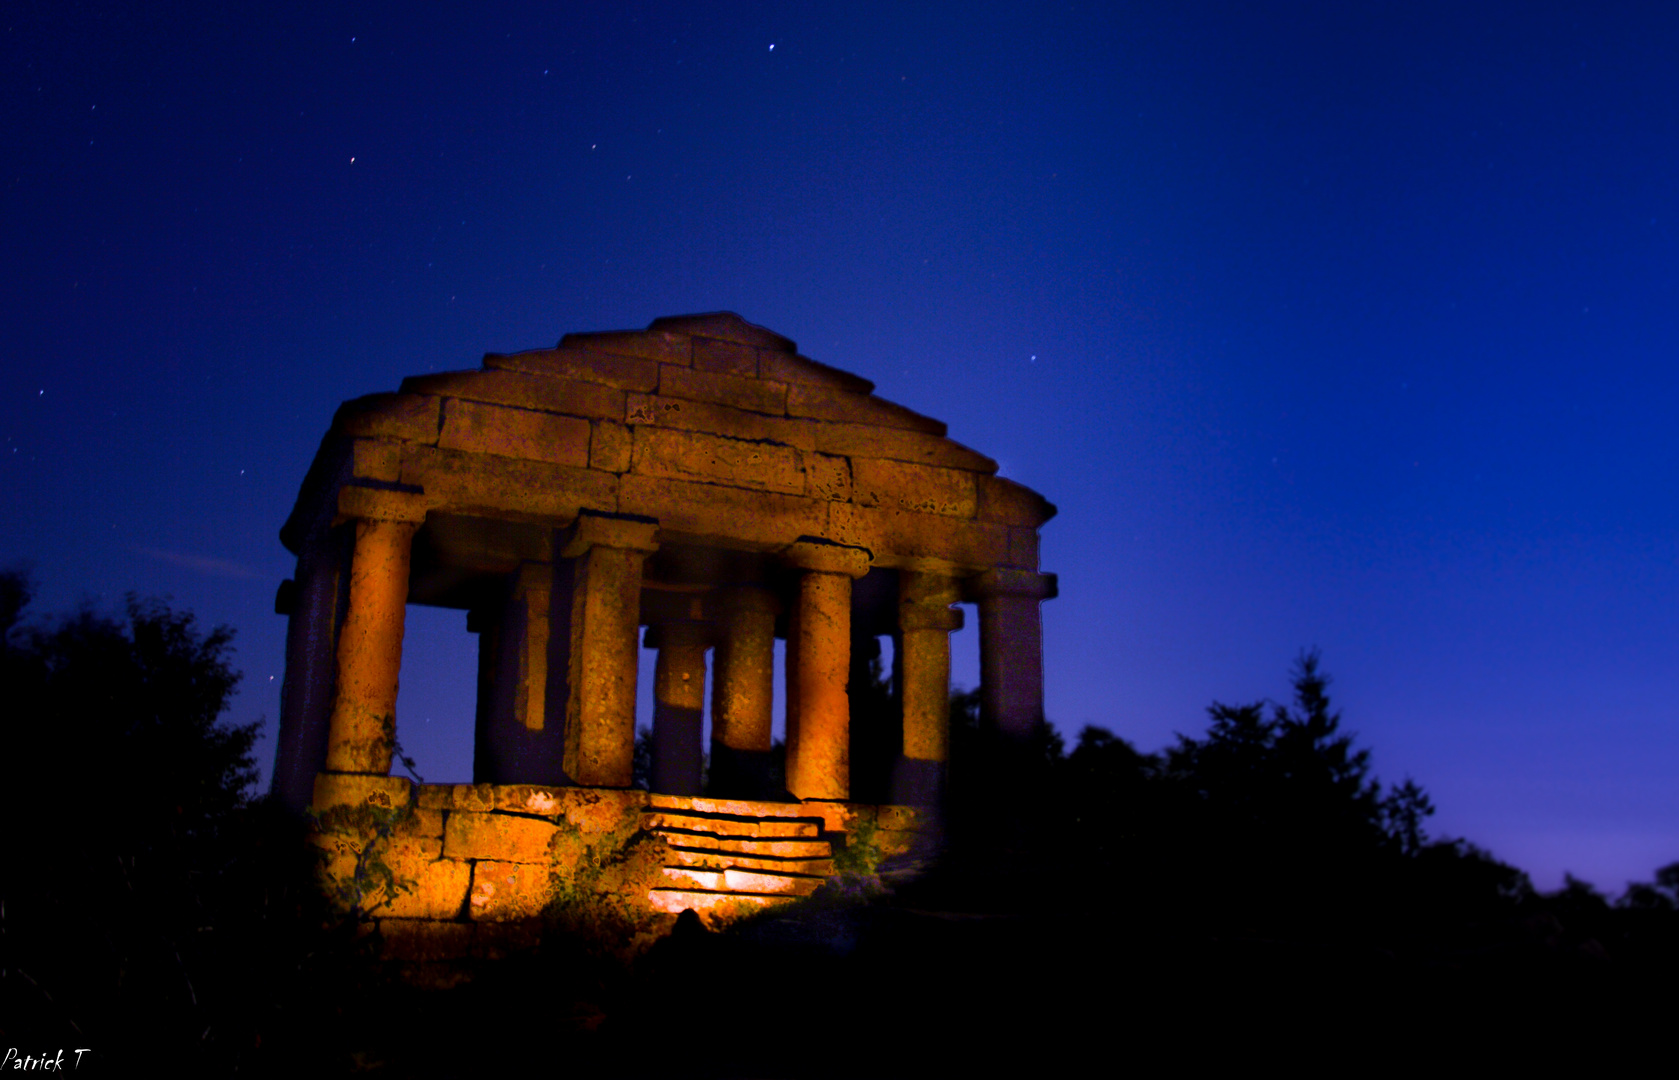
top-left (646, 621), bottom-right (708, 796)
top-left (272, 525), bottom-right (352, 811)
top-left (322, 491), bottom-right (427, 776)
top-left (473, 563), bottom-right (567, 784)
top-left (894, 570), bottom-right (964, 806)
top-left (558, 512), bottom-right (658, 787)
top-left (783, 540), bottom-right (871, 801)
top-left (973, 568), bottom-right (1058, 739)
top-left (708, 587), bottom-right (779, 797)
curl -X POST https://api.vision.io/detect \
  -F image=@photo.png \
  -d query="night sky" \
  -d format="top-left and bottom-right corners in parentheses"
top-left (5, 1), bottom-right (1677, 892)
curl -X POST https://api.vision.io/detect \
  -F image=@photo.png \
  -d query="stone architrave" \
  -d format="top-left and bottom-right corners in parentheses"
top-left (783, 539), bottom-right (871, 801)
top-left (894, 570), bottom-right (964, 806)
top-left (708, 587), bottom-right (779, 797)
top-left (972, 568), bottom-right (1058, 739)
top-left (647, 620), bottom-right (708, 796)
top-left (558, 512), bottom-right (659, 787)
top-left (323, 491), bottom-right (427, 777)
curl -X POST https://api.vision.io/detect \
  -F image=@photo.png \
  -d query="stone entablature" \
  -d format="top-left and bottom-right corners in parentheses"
top-left (274, 313), bottom-right (1055, 953)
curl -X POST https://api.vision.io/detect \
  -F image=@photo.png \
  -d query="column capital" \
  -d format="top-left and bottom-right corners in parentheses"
top-left (971, 568), bottom-right (1058, 602)
top-left (783, 537), bottom-right (871, 578)
top-left (560, 510), bottom-right (659, 558)
top-left (336, 485), bottom-right (429, 526)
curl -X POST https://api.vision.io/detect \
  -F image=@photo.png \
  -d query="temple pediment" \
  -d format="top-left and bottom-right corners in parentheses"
top-left (284, 313), bottom-right (1055, 576)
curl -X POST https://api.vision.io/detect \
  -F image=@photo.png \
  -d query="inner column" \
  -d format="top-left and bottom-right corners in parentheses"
top-left (783, 540), bottom-right (871, 801)
top-left (647, 621), bottom-right (707, 796)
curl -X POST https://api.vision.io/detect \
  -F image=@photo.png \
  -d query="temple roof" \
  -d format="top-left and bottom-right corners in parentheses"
top-left (283, 313), bottom-right (1054, 581)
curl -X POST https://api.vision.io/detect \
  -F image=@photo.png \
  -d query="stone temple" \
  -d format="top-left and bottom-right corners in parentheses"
top-left (272, 312), bottom-right (1056, 959)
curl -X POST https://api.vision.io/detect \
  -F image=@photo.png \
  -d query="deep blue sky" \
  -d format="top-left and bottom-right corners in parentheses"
top-left (5, 1), bottom-right (1676, 891)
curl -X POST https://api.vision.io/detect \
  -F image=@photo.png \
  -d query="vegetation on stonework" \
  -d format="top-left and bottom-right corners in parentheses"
top-left (309, 800), bottom-right (415, 918)
top-left (543, 816), bottom-right (673, 956)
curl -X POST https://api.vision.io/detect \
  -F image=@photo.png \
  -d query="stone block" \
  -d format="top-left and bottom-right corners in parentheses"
top-left (785, 385), bottom-right (945, 435)
top-left (811, 421), bottom-right (996, 472)
top-left (666, 848), bottom-right (836, 877)
top-left (380, 855), bottom-right (471, 919)
top-left (662, 834), bottom-right (832, 858)
top-left (402, 369), bottom-right (626, 422)
top-left (826, 502), bottom-right (1010, 571)
top-left (469, 860), bottom-right (556, 921)
top-left (312, 772), bottom-right (414, 814)
top-left (643, 811), bottom-right (820, 838)
top-left (757, 351), bottom-right (875, 393)
top-left (800, 801), bottom-right (865, 834)
top-left (650, 312), bottom-right (794, 350)
top-left (489, 784), bottom-right (568, 816)
top-left (486, 347), bottom-right (660, 392)
top-left (723, 868), bottom-right (823, 896)
top-left (649, 793), bottom-right (824, 819)
top-left (803, 452), bottom-right (851, 502)
top-left (631, 427), bottom-right (805, 495)
top-left (438, 399), bottom-right (591, 468)
top-left (590, 420), bottom-right (631, 472)
top-left (335, 393), bottom-right (442, 442)
top-left (349, 438), bottom-right (404, 483)
top-left (400, 445), bottom-right (619, 521)
top-left (692, 337), bottom-right (759, 377)
top-left (874, 829), bottom-right (923, 858)
top-left (625, 393), bottom-right (817, 449)
top-left (618, 473), bottom-right (824, 549)
top-left (443, 811), bottom-right (559, 863)
top-left (976, 474), bottom-right (1058, 527)
top-left (560, 329), bottom-right (692, 365)
top-left (378, 919), bottom-right (474, 962)
top-left (659, 366), bottom-right (787, 417)
top-left (851, 458), bottom-right (978, 518)
top-left (550, 786), bottom-right (647, 833)
top-left (392, 807), bottom-right (446, 839)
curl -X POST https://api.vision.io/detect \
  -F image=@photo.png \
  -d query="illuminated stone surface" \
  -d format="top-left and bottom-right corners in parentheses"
top-left (277, 313), bottom-right (1054, 971)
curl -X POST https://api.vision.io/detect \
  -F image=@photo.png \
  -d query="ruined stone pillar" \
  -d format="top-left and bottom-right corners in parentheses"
top-left (647, 621), bottom-right (708, 796)
top-left (272, 525), bottom-right (352, 811)
top-left (894, 570), bottom-right (964, 806)
top-left (473, 563), bottom-right (568, 784)
top-left (559, 512), bottom-right (659, 787)
top-left (973, 568), bottom-right (1058, 739)
top-left (783, 540), bottom-right (871, 801)
top-left (322, 492), bottom-right (427, 776)
top-left (708, 587), bottom-right (779, 796)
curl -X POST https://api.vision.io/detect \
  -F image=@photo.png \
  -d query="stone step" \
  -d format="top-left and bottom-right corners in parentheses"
top-left (646, 831), bottom-right (832, 859)
top-left (642, 810), bottom-right (821, 839)
top-left (665, 847), bottom-right (836, 877)
top-left (660, 866), bottom-right (825, 896)
top-left (649, 793), bottom-right (822, 819)
top-left (648, 889), bottom-right (787, 916)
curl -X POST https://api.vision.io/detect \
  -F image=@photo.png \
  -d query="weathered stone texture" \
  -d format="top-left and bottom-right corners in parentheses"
top-left (403, 369), bottom-right (626, 422)
top-left (786, 385), bottom-right (945, 434)
top-left (691, 336), bottom-right (759, 377)
top-left (443, 811), bottom-right (559, 863)
top-left (626, 393), bottom-right (817, 449)
top-left (631, 426), bottom-right (805, 494)
top-left (400, 445), bottom-right (619, 520)
top-left (659, 365), bottom-right (787, 417)
top-left (618, 473), bottom-right (825, 546)
top-left (851, 457), bottom-right (978, 518)
top-left (438, 399), bottom-right (591, 468)
top-left (561, 329), bottom-right (692, 365)
top-left (589, 419), bottom-right (632, 472)
top-left (469, 860), bottom-right (554, 921)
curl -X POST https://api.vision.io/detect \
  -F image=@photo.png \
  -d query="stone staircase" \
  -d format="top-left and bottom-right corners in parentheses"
top-left (643, 793), bottom-right (837, 917)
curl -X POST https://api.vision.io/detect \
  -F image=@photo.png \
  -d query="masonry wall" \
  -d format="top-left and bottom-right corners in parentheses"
top-left (310, 773), bottom-right (925, 980)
